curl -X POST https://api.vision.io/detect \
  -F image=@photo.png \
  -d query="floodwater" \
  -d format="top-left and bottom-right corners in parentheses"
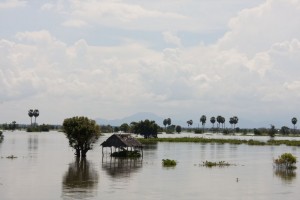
top-left (1, 131), bottom-right (300, 200)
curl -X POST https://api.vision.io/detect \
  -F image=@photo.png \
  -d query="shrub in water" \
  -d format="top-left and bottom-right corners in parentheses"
top-left (162, 159), bottom-right (177, 167)
top-left (274, 153), bottom-right (297, 170)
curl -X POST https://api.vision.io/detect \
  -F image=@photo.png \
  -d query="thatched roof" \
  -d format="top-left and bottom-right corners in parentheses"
top-left (101, 134), bottom-right (143, 148)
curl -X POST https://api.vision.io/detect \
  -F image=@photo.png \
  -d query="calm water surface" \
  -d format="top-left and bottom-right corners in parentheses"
top-left (1, 131), bottom-right (300, 200)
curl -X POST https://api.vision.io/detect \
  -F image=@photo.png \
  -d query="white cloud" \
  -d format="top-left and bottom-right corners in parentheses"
top-left (0, 0), bottom-right (26, 9)
top-left (1, 0), bottom-right (300, 127)
top-left (162, 31), bottom-right (182, 46)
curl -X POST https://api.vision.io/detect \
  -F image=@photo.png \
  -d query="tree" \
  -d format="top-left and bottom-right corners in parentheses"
top-left (216, 116), bottom-right (222, 129)
top-left (120, 123), bottom-right (129, 133)
top-left (163, 118), bottom-right (172, 132)
top-left (134, 119), bottom-right (159, 138)
top-left (269, 124), bottom-right (276, 137)
top-left (291, 117), bottom-right (297, 133)
top-left (233, 116), bottom-right (238, 129)
top-left (200, 115), bottom-right (206, 132)
top-left (210, 117), bottom-right (216, 128)
top-left (28, 109), bottom-right (34, 126)
top-left (33, 109), bottom-right (39, 126)
top-left (175, 125), bottom-right (182, 134)
top-left (63, 116), bottom-right (101, 157)
top-left (187, 120), bottom-right (193, 128)
top-left (229, 117), bottom-right (234, 129)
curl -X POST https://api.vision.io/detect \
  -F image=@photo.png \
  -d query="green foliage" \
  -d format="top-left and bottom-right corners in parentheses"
top-left (138, 137), bottom-right (300, 147)
top-left (280, 126), bottom-right (290, 135)
top-left (100, 125), bottom-right (113, 133)
top-left (26, 124), bottom-right (50, 132)
top-left (274, 153), bottom-right (297, 170)
top-left (162, 159), bottom-right (177, 167)
top-left (131, 119), bottom-right (159, 138)
top-left (194, 129), bottom-right (203, 134)
top-left (63, 116), bottom-right (101, 157)
top-left (175, 125), bottom-right (182, 134)
top-left (254, 128), bottom-right (262, 136)
top-left (202, 161), bottom-right (231, 167)
top-left (111, 150), bottom-right (141, 158)
top-left (120, 123), bottom-right (130, 133)
top-left (268, 125), bottom-right (276, 137)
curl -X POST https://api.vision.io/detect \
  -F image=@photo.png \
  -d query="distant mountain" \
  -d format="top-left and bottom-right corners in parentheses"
top-left (95, 112), bottom-right (165, 126)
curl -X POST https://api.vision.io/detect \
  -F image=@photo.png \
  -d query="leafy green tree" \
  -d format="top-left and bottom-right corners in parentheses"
top-left (200, 115), bottom-right (206, 131)
top-left (163, 119), bottom-right (168, 130)
top-left (229, 117), bottom-right (234, 129)
top-left (291, 117), bottom-right (297, 133)
top-left (120, 123), bottom-right (130, 133)
top-left (28, 109), bottom-right (34, 126)
top-left (175, 125), bottom-right (182, 134)
top-left (216, 116), bottom-right (222, 129)
top-left (280, 126), bottom-right (290, 135)
top-left (63, 116), bottom-right (101, 157)
top-left (269, 124), bottom-right (276, 137)
top-left (134, 119), bottom-right (159, 138)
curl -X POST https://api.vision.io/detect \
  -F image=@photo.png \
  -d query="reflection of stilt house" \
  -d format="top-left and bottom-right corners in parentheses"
top-left (101, 134), bottom-right (143, 157)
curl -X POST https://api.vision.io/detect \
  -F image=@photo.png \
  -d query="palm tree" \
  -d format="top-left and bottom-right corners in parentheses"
top-left (28, 109), bottom-right (34, 126)
top-left (210, 117), bottom-right (216, 128)
top-left (292, 117), bottom-right (297, 133)
top-left (216, 116), bottom-right (222, 129)
top-left (187, 120), bottom-right (193, 128)
top-left (233, 116), bottom-right (238, 129)
top-left (33, 109), bottom-right (39, 126)
top-left (220, 117), bottom-right (225, 129)
top-left (229, 117), bottom-right (234, 129)
top-left (200, 115), bottom-right (206, 132)
top-left (163, 119), bottom-right (168, 131)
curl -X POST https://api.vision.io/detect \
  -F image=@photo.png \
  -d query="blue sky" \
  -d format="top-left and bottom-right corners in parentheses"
top-left (0, 0), bottom-right (300, 128)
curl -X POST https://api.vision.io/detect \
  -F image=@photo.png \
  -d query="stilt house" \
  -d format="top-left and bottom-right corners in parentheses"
top-left (101, 134), bottom-right (143, 155)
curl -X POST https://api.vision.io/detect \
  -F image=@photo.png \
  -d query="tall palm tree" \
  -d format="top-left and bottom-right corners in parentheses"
top-left (292, 117), bottom-right (297, 133)
top-left (28, 109), bottom-right (34, 126)
top-left (216, 116), bottom-right (222, 129)
top-left (200, 115), bottom-right (206, 132)
top-left (210, 117), bottom-right (216, 128)
top-left (33, 109), bottom-right (39, 126)
top-left (229, 117), bottom-right (234, 129)
top-left (233, 116), bottom-right (239, 129)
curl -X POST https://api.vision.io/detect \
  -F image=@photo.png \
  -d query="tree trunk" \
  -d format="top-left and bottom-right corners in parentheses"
top-left (75, 148), bottom-right (80, 157)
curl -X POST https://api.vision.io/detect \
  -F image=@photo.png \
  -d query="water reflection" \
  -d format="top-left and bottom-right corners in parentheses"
top-left (28, 135), bottom-right (38, 150)
top-left (274, 169), bottom-right (297, 184)
top-left (102, 157), bottom-right (142, 179)
top-left (62, 158), bottom-right (99, 200)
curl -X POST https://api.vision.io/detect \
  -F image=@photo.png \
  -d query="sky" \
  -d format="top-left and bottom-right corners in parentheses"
top-left (0, 0), bottom-right (300, 128)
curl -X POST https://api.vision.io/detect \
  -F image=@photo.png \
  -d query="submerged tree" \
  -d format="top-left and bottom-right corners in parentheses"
top-left (63, 116), bottom-right (101, 157)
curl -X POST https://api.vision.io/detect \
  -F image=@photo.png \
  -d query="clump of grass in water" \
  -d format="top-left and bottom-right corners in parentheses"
top-left (162, 159), bottom-right (177, 167)
top-left (6, 155), bottom-right (17, 159)
top-left (202, 161), bottom-right (231, 167)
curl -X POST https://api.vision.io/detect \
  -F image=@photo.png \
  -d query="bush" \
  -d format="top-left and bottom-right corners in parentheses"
top-left (202, 161), bottom-right (231, 167)
top-left (111, 150), bottom-right (141, 158)
top-left (0, 130), bottom-right (3, 142)
top-left (274, 153), bottom-right (297, 170)
top-left (162, 159), bottom-right (177, 167)
top-left (254, 128), bottom-right (262, 136)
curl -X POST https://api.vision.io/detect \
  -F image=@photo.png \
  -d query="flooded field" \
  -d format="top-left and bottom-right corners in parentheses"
top-left (1, 131), bottom-right (300, 200)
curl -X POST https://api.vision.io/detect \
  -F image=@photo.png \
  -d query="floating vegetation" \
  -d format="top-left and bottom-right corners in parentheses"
top-left (162, 159), bottom-right (177, 167)
top-left (202, 161), bottom-right (233, 167)
top-left (6, 155), bottom-right (17, 159)
top-left (111, 150), bottom-right (141, 158)
top-left (138, 137), bottom-right (300, 147)
top-left (274, 153), bottom-right (297, 170)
